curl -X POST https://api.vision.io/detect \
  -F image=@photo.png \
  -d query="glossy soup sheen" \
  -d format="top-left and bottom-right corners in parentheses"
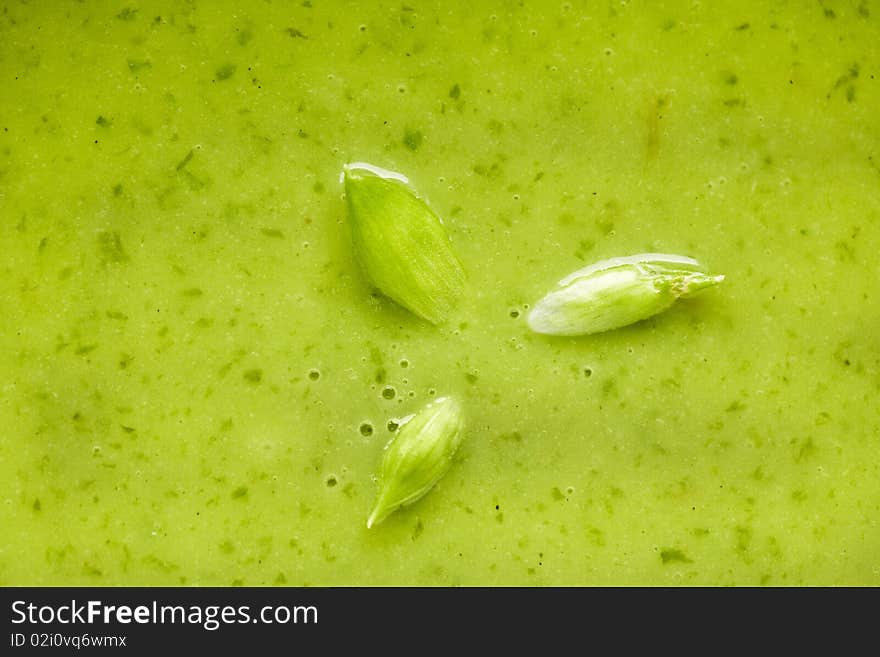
top-left (1, 0), bottom-right (878, 585)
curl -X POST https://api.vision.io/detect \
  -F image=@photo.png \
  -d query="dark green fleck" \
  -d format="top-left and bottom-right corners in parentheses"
top-left (237, 27), bottom-right (253, 46)
top-left (660, 548), bottom-right (692, 564)
top-left (403, 128), bottom-right (423, 151)
top-left (286, 27), bottom-right (307, 38)
top-left (449, 83), bottom-right (461, 99)
top-left (32, 498), bottom-right (41, 512)
top-left (795, 436), bottom-right (816, 463)
top-left (127, 58), bottom-right (152, 74)
top-left (243, 368), bottom-right (263, 384)
top-left (176, 149), bottom-right (194, 171)
top-left (231, 486), bottom-right (248, 499)
top-left (260, 227), bottom-right (285, 238)
top-left (216, 64), bottom-right (236, 81)
top-left (97, 231), bottom-right (128, 264)
top-left (735, 526), bottom-right (752, 553)
top-left (96, 115), bottom-right (112, 127)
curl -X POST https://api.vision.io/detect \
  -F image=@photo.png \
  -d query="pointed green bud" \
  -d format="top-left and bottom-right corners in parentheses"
top-left (367, 396), bottom-right (464, 528)
top-left (527, 253), bottom-right (724, 336)
top-left (343, 162), bottom-right (466, 324)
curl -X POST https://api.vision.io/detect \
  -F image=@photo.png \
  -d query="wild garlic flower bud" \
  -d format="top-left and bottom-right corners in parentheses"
top-left (367, 396), bottom-right (464, 528)
top-left (528, 253), bottom-right (724, 336)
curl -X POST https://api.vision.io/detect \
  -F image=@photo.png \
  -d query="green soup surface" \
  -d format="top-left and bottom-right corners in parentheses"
top-left (1, 0), bottom-right (879, 585)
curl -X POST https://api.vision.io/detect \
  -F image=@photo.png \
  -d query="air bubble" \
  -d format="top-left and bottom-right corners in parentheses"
top-left (428, 388), bottom-right (436, 396)
top-left (359, 422), bottom-right (374, 437)
top-left (381, 386), bottom-right (396, 399)
top-left (509, 309), bottom-right (520, 318)
top-left (308, 369), bottom-right (320, 381)
top-left (566, 486), bottom-right (575, 495)
top-left (584, 367), bottom-right (593, 378)
top-left (387, 420), bottom-right (399, 432)
top-left (325, 475), bottom-right (338, 487)
top-left (399, 359), bottom-right (409, 368)
top-left (359, 24), bottom-right (367, 32)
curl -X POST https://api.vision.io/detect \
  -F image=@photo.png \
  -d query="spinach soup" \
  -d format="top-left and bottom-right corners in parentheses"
top-left (1, 0), bottom-right (878, 585)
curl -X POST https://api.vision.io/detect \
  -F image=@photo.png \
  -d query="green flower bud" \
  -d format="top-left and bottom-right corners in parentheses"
top-left (527, 253), bottom-right (724, 336)
top-left (367, 396), bottom-right (464, 528)
top-left (343, 162), bottom-right (466, 324)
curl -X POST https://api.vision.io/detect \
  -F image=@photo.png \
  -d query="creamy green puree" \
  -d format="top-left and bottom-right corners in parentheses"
top-left (1, 0), bottom-right (878, 586)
